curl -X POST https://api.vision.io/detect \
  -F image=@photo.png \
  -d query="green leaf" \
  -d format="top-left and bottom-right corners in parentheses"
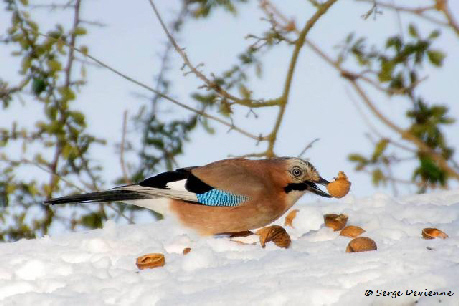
top-left (408, 24), bottom-right (419, 38)
top-left (80, 45), bottom-right (88, 56)
top-left (427, 50), bottom-right (445, 67)
top-left (81, 213), bottom-right (103, 229)
top-left (70, 111), bottom-right (85, 126)
top-left (348, 154), bottom-right (367, 163)
top-left (428, 30), bottom-right (440, 40)
top-left (372, 169), bottom-right (385, 186)
top-left (73, 27), bottom-right (87, 36)
top-left (378, 61), bottom-right (394, 82)
top-left (32, 78), bottom-right (46, 96)
top-left (47, 59), bottom-right (62, 72)
top-left (238, 84), bottom-right (251, 99)
top-left (386, 36), bottom-right (402, 51)
top-left (372, 139), bottom-right (389, 161)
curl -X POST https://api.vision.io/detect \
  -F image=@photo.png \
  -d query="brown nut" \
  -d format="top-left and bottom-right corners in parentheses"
top-left (340, 225), bottom-right (365, 238)
top-left (346, 237), bottom-right (377, 253)
top-left (324, 213), bottom-right (348, 231)
top-left (284, 209), bottom-right (299, 228)
top-left (327, 171), bottom-right (351, 198)
top-left (422, 228), bottom-right (448, 240)
top-left (182, 247), bottom-right (192, 255)
top-left (136, 253), bottom-right (165, 270)
top-left (256, 225), bottom-right (291, 249)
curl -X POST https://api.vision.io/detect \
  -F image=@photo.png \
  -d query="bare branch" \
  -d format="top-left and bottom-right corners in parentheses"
top-left (146, 0), bottom-right (279, 108)
top-left (356, 0), bottom-right (448, 27)
top-left (266, 0), bottom-right (339, 157)
top-left (350, 79), bottom-right (459, 181)
top-left (120, 110), bottom-right (131, 184)
top-left (436, 0), bottom-right (459, 37)
top-left (298, 138), bottom-right (320, 158)
top-left (37, 35), bottom-right (268, 143)
top-left (345, 86), bottom-right (417, 153)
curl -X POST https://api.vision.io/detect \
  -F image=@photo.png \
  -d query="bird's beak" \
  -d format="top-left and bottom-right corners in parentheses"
top-left (305, 177), bottom-right (331, 198)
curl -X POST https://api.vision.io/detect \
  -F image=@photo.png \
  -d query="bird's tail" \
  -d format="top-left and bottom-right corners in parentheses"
top-left (44, 188), bottom-right (152, 205)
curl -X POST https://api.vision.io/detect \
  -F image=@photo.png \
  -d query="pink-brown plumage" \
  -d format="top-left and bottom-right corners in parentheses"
top-left (46, 157), bottom-right (330, 236)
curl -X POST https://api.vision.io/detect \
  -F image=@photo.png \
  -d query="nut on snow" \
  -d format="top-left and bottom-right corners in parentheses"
top-left (284, 209), bottom-right (299, 228)
top-left (183, 247), bottom-right (192, 255)
top-left (346, 237), bottom-right (377, 253)
top-left (324, 213), bottom-right (348, 231)
top-left (422, 228), bottom-right (448, 240)
top-left (327, 171), bottom-right (351, 198)
top-left (256, 225), bottom-right (291, 249)
top-left (340, 225), bottom-right (365, 238)
top-left (136, 253), bottom-right (165, 270)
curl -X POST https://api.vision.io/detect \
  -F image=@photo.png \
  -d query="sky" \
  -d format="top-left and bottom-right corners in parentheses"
top-left (1, 0), bottom-right (459, 200)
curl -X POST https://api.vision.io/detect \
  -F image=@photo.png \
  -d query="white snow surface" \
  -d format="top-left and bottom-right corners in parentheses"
top-left (2, 191), bottom-right (459, 306)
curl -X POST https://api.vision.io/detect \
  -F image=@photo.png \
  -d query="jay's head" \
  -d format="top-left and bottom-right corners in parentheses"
top-left (279, 157), bottom-right (331, 198)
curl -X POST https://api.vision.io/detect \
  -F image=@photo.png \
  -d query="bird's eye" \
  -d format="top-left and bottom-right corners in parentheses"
top-left (291, 167), bottom-right (302, 177)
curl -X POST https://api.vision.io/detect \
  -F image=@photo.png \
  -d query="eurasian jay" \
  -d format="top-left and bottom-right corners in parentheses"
top-left (46, 157), bottom-right (331, 235)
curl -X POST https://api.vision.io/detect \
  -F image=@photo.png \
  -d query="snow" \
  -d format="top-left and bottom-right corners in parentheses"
top-left (1, 190), bottom-right (459, 306)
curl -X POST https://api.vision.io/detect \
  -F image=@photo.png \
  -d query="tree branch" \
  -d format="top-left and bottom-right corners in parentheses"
top-left (356, 0), bottom-right (448, 27)
top-left (146, 0), bottom-right (279, 108)
top-left (120, 110), bottom-right (130, 184)
top-left (436, 0), bottom-right (459, 37)
top-left (266, 0), bottom-right (339, 157)
top-left (38, 34), bottom-right (267, 143)
top-left (298, 138), bottom-right (320, 158)
top-left (350, 79), bottom-right (459, 181)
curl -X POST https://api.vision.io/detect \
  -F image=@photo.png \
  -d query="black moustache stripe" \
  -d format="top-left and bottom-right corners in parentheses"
top-left (284, 182), bottom-right (309, 193)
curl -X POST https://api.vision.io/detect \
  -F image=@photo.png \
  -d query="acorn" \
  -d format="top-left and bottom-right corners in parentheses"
top-left (422, 228), bottom-right (448, 240)
top-left (136, 253), bottom-right (165, 270)
top-left (284, 209), bottom-right (299, 228)
top-left (346, 237), bottom-right (377, 252)
top-left (340, 225), bottom-right (365, 238)
top-left (324, 213), bottom-right (348, 231)
top-left (256, 225), bottom-right (291, 249)
top-left (183, 247), bottom-right (192, 255)
top-left (327, 171), bottom-right (351, 198)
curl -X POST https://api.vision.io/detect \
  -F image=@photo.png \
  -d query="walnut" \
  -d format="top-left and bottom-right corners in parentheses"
top-left (422, 227), bottom-right (448, 240)
top-left (340, 225), bottom-right (365, 238)
top-left (346, 237), bottom-right (377, 252)
top-left (324, 213), bottom-right (348, 231)
top-left (284, 209), bottom-right (299, 228)
top-left (136, 253), bottom-right (165, 270)
top-left (256, 225), bottom-right (291, 249)
top-left (182, 247), bottom-right (192, 255)
top-left (327, 171), bottom-right (351, 198)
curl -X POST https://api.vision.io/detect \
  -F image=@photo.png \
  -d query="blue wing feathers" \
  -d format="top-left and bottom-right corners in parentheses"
top-left (138, 168), bottom-right (248, 207)
top-left (196, 189), bottom-right (248, 207)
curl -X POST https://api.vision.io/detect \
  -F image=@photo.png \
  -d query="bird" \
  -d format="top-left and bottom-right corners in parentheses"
top-left (45, 157), bottom-right (331, 235)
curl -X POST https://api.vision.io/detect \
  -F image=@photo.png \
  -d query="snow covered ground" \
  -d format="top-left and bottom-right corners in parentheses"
top-left (1, 190), bottom-right (459, 306)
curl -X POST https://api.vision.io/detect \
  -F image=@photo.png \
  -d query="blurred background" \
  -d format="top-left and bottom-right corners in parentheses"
top-left (1, 0), bottom-right (458, 241)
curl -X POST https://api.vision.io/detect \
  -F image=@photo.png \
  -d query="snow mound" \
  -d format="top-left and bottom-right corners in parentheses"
top-left (1, 190), bottom-right (459, 306)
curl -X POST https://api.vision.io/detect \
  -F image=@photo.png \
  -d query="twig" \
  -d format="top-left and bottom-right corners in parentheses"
top-left (120, 110), bottom-right (131, 184)
top-left (356, 0), bottom-right (448, 27)
top-left (146, 0), bottom-right (279, 108)
top-left (350, 78), bottom-right (459, 181)
top-left (361, 169), bottom-right (427, 188)
top-left (0, 156), bottom-right (134, 224)
top-left (37, 35), bottom-right (267, 143)
top-left (436, 0), bottom-right (459, 37)
top-left (298, 138), bottom-right (320, 158)
top-left (266, 0), bottom-right (339, 157)
top-left (1, 157), bottom-right (85, 192)
top-left (0, 77), bottom-right (32, 99)
top-left (345, 86), bottom-right (416, 153)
